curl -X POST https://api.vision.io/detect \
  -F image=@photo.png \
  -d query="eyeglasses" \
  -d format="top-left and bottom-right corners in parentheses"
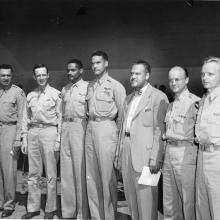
top-left (169, 78), bottom-right (186, 83)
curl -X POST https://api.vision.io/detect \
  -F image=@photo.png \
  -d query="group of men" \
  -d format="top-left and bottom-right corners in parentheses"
top-left (0, 51), bottom-right (220, 220)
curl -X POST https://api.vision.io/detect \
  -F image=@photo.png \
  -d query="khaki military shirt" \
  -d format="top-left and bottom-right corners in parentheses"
top-left (61, 79), bottom-right (88, 119)
top-left (22, 84), bottom-right (62, 143)
top-left (165, 89), bottom-right (200, 141)
top-left (0, 84), bottom-right (26, 141)
top-left (196, 86), bottom-right (220, 145)
top-left (86, 72), bottom-right (126, 128)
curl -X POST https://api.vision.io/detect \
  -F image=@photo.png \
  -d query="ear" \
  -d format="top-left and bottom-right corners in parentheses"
top-left (145, 72), bottom-right (150, 81)
top-left (47, 72), bottom-right (50, 78)
top-left (105, 60), bottom-right (109, 68)
top-left (185, 77), bottom-right (189, 84)
top-left (32, 75), bottom-right (36, 81)
top-left (79, 68), bottom-right (83, 74)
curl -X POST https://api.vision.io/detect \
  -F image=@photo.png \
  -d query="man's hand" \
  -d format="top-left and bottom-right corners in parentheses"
top-left (149, 159), bottom-right (162, 174)
top-left (21, 138), bottom-right (28, 154)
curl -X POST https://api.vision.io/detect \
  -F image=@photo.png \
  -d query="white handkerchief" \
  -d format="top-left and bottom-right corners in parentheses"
top-left (138, 166), bottom-right (161, 186)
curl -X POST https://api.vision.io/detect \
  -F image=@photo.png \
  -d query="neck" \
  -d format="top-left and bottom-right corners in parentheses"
top-left (135, 81), bottom-right (148, 91)
top-left (71, 76), bottom-right (82, 85)
top-left (96, 70), bottom-right (107, 80)
top-left (175, 87), bottom-right (187, 99)
top-left (39, 84), bottom-right (47, 92)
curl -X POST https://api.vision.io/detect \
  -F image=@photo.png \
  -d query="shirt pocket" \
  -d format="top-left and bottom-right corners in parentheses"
top-left (209, 112), bottom-right (220, 137)
top-left (173, 114), bottom-right (185, 135)
top-left (4, 98), bottom-right (16, 113)
top-left (142, 107), bottom-right (153, 127)
top-left (43, 98), bottom-right (56, 111)
top-left (95, 90), bottom-right (113, 112)
top-left (77, 92), bottom-right (87, 104)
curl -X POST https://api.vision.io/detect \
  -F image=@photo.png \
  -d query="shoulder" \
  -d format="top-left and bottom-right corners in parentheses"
top-left (11, 84), bottom-right (25, 96)
top-left (27, 89), bottom-right (37, 101)
top-left (107, 76), bottom-right (125, 93)
top-left (188, 92), bottom-right (201, 102)
top-left (49, 86), bottom-right (61, 96)
top-left (151, 86), bottom-right (168, 101)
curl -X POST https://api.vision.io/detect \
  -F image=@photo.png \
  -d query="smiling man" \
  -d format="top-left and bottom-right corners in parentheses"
top-left (163, 66), bottom-right (200, 220)
top-left (60, 59), bottom-right (89, 219)
top-left (117, 60), bottom-right (168, 220)
top-left (195, 57), bottom-right (220, 220)
top-left (0, 64), bottom-right (26, 217)
top-left (85, 51), bottom-right (126, 219)
top-left (21, 64), bottom-right (62, 219)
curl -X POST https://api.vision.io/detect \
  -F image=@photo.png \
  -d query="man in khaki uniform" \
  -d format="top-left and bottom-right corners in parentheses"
top-left (21, 64), bottom-right (62, 219)
top-left (195, 57), bottom-right (220, 220)
top-left (60, 59), bottom-right (89, 219)
top-left (116, 60), bottom-right (168, 220)
top-left (0, 64), bottom-right (26, 217)
top-left (163, 66), bottom-right (200, 220)
top-left (85, 51), bottom-right (126, 219)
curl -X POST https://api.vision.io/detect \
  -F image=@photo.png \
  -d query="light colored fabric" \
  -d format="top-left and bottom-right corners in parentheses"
top-left (121, 136), bottom-right (158, 220)
top-left (118, 84), bottom-right (168, 220)
top-left (125, 83), bottom-right (149, 132)
top-left (61, 79), bottom-right (88, 119)
top-left (27, 126), bottom-right (57, 212)
top-left (165, 89), bottom-right (200, 141)
top-left (196, 86), bottom-right (220, 145)
top-left (86, 72), bottom-right (126, 129)
top-left (0, 84), bottom-right (26, 141)
top-left (85, 121), bottom-right (118, 220)
top-left (0, 125), bottom-right (17, 210)
top-left (163, 144), bottom-right (197, 220)
top-left (60, 79), bottom-right (89, 219)
top-left (22, 84), bottom-right (62, 143)
top-left (196, 150), bottom-right (220, 220)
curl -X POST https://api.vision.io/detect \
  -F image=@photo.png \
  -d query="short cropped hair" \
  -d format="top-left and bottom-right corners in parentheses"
top-left (67, 59), bottom-right (83, 69)
top-left (33, 64), bottom-right (48, 75)
top-left (133, 60), bottom-right (151, 74)
top-left (91, 51), bottom-right (108, 61)
top-left (0, 64), bottom-right (13, 72)
top-left (202, 56), bottom-right (220, 65)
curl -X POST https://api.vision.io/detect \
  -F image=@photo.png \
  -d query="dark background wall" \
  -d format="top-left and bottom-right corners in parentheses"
top-left (0, 0), bottom-right (220, 95)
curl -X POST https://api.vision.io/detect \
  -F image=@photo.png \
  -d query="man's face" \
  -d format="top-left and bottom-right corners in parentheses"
top-left (130, 64), bottom-right (149, 89)
top-left (168, 67), bottom-right (188, 95)
top-left (91, 55), bottom-right (108, 76)
top-left (34, 67), bottom-right (49, 87)
top-left (67, 63), bottom-right (82, 83)
top-left (201, 62), bottom-right (220, 92)
top-left (0, 68), bottom-right (12, 87)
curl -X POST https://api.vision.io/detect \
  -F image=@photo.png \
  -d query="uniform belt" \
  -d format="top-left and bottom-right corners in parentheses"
top-left (30, 123), bottom-right (57, 128)
top-left (167, 139), bottom-right (194, 146)
top-left (62, 116), bottom-right (86, 122)
top-left (125, 131), bottom-right (130, 137)
top-left (0, 121), bottom-right (17, 126)
top-left (89, 116), bottom-right (113, 122)
top-left (199, 143), bottom-right (220, 152)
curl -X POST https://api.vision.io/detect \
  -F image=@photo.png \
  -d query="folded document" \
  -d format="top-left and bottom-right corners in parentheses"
top-left (138, 166), bottom-right (161, 186)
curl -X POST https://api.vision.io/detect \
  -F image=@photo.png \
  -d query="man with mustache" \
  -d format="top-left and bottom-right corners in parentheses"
top-left (21, 64), bottom-right (62, 219)
top-left (0, 64), bottom-right (26, 217)
top-left (116, 60), bottom-right (168, 220)
top-left (60, 59), bottom-right (89, 219)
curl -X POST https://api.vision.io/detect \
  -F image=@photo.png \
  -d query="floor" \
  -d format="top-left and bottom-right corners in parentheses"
top-left (1, 171), bottom-right (163, 219)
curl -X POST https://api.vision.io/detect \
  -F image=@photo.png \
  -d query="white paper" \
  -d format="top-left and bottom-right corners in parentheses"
top-left (138, 166), bottom-right (161, 186)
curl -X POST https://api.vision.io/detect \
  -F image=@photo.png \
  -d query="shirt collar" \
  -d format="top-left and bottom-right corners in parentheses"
top-left (37, 84), bottom-right (50, 94)
top-left (207, 86), bottom-right (220, 101)
top-left (134, 83), bottom-right (149, 96)
top-left (175, 88), bottom-right (189, 101)
top-left (71, 78), bottom-right (83, 88)
top-left (97, 72), bottom-right (109, 85)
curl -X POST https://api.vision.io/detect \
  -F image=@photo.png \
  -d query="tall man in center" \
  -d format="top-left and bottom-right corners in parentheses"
top-left (60, 59), bottom-right (89, 219)
top-left (117, 60), bottom-right (168, 220)
top-left (85, 51), bottom-right (126, 219)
